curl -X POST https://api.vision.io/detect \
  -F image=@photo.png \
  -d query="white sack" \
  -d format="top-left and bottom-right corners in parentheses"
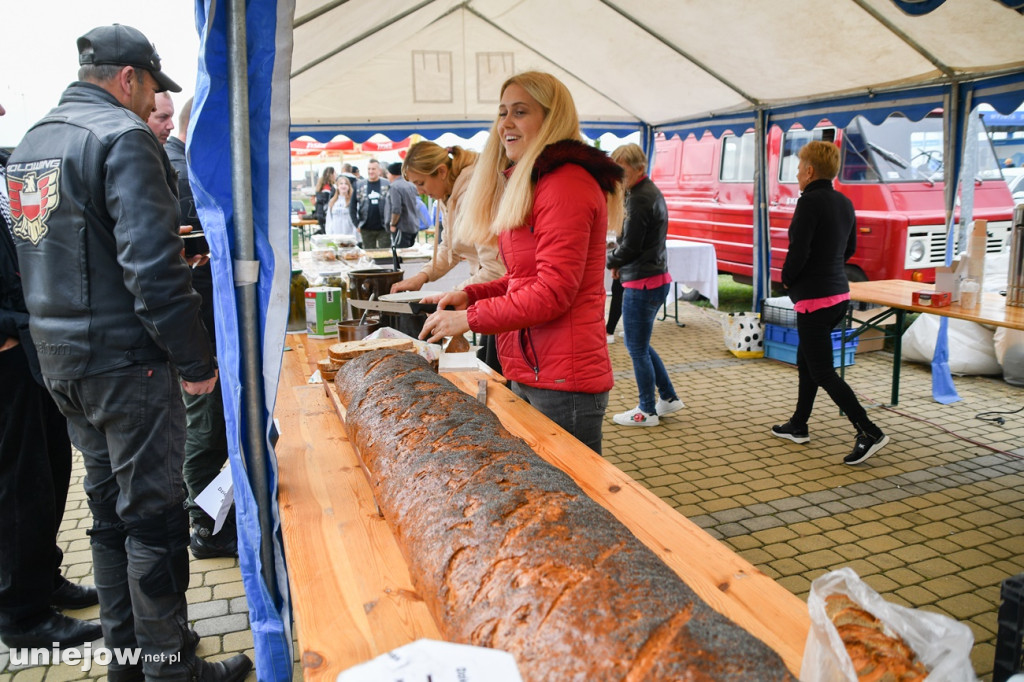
top-left (901, 313), bottom-right (1002, 375)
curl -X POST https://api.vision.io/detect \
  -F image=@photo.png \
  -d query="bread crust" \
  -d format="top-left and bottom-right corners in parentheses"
top-left (824, 595), bottom-right (928, 682)
top-left (335, 349), bottom-right (797, 681)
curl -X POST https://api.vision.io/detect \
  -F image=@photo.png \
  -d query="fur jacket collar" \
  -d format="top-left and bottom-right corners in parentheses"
top-left (531, 139), bottom-right (623, 192)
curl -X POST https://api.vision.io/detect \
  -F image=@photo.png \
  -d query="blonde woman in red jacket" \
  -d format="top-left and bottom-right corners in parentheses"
top-left (420, 71), bottom-right (624, 453)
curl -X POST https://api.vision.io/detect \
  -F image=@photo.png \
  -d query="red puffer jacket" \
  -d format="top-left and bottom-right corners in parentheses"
top-left (464, 140), bottom-right (622, 393)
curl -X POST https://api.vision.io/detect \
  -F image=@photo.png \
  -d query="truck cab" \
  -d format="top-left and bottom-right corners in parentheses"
top-left (652, 112), bottom-right (1015, 284)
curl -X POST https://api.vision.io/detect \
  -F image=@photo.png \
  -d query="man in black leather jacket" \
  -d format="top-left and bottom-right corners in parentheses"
top-left (6, 25), bottom-right (250, 682)
top-left (0, 106), bottom-right (102, 650)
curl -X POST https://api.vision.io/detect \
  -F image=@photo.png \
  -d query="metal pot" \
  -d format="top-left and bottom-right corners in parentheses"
top-left (337, 318), bottom-right (380, 342)
top-left (348, 269), bottom-right (404, 301)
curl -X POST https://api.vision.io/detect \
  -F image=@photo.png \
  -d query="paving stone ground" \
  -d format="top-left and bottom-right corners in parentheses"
top-left (2, 298), bottom-right (1021, 680)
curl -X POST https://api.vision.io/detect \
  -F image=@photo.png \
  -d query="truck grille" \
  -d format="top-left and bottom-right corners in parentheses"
top-left (904, 220), bottom-right (1012, 270)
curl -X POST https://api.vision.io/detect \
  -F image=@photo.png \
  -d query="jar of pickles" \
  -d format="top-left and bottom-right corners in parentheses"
top-left (288, 268), bottom-right (309, 332)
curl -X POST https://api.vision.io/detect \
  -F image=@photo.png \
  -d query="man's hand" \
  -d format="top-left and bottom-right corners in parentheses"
top-left (0, 337), bottom-right (20, 353)
top-left (182, 369), bottom-right (218, 395)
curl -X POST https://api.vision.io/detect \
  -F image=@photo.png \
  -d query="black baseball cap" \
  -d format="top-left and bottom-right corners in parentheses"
top-left (77, 24), bottom-right (182, 93)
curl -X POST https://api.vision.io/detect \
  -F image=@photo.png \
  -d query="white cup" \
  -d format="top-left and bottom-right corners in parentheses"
top-left (961, 278), bottom-right (980, 308)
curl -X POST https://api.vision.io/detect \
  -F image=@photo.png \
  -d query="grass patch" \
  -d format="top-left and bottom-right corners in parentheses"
top-left (692, 275), bottom-right (758, 313)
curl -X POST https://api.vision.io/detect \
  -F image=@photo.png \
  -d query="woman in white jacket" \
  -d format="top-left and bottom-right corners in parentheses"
top-left (391, 141), bottom-right (505, 370)
top-left (390, 142), bottom-right (505, 293)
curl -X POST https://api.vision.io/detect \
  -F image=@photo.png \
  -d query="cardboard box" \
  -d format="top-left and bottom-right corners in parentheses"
top-left (935, 258), bottom-right (966, 302)
top-left (912, 290), bottom-right (951, 308)
top-left (305, 286), bottom-right (342, 338)
top-left (848, 318), bottom-right (885, 353)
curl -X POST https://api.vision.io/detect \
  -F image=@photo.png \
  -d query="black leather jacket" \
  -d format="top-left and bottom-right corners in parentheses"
top-left (606, 176), bottom-right (669, 282)
top-left (6, 82), bottom-right (214, 381)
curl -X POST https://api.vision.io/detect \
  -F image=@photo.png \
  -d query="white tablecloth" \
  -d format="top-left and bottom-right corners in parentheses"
top-left (605, 239), bottom-right (719, 309)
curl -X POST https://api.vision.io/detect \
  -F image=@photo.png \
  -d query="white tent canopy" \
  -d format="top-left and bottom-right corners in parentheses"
top-left (192, 2), bottom-right (1024, 679)
top-left (289, 0), bottom-right (1024, 140)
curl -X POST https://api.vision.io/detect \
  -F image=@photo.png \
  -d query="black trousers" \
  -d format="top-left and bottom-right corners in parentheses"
top-left (792, 301), bottom-right (874, 433)
top-left (0, 344), bottom-right (72, 629)
top-left (606, 278), bottom-right (624, 335)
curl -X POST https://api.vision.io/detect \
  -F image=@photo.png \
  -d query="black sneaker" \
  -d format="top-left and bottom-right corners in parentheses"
top-left (190, 526), bottom-right (238, 560)
top-left (845, 431), bottom-right (889, 465)
top-left (771, 421), bottom-right (809, 444)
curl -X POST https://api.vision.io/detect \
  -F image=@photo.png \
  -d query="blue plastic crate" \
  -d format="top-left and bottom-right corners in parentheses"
top-left (764, 340), bottom-right (856, 368)
top-left (763, 324), bottom-right (859, 351)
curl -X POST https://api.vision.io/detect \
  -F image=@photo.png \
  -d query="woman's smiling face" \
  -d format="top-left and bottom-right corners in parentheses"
top-left (498, 83), bottom-right (545, 163)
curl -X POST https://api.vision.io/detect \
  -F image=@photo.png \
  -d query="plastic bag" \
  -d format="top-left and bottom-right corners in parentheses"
top-left (901, 313), bottom-right (1002, 376)
top-left (801, 567), bottom-right (976, 682)
top-left (721, 312), bottom-right (763, 358)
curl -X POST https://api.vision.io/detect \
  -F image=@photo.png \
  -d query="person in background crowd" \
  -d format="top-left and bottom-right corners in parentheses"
top-left (325, 174), bottom-right (357, 239)
top-left (771, 140), bottom-right (888, 466)
top-left (147, 91), bottom-right (175, 145)
top-left (605, 271), bottom-right (624, 344)
top-left (607, 143), bottom-right (684, 427)
top-left (385, 161), bottom-right (424, 249)
top-left (312, 166), bottom-right (336, 235)
top-left (6, 24), bottom-right (250, 680)
top-left (156, 95), bottom-right (238, 561)
top-left (352, 159), bottom-right (391, 249)
top-left (392, 141), bottom-right (506, 372)
top-left (419, 71), bottom-right (624, 454)
top-left (0, 101), bottom-right (103, 650)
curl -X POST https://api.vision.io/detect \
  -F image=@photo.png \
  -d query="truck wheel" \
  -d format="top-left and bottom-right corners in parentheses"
top-left (845, 265), bottom-right (868, 283)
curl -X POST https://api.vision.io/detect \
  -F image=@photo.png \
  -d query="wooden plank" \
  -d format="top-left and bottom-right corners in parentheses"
top-left (850, 279), bottom-right (1024, 330)
top-left (281, 338), bottom-right (809, 677)
top-left (444, 372), bottom-right (809, 674)
top-left (277, 380), bottom-right (440, 681)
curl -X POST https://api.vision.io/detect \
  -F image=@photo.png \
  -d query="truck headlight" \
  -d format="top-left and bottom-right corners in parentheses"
top-left (908, 240), bottom-right (926, 263)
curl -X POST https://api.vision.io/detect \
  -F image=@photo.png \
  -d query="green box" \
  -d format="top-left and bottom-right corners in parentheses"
top-left (304, 286), bottom-right (342, 338)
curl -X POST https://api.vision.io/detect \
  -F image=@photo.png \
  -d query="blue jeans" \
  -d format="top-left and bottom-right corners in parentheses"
top-left (510, 382), bottom-right (609, 454)
top-left (622, 283), bottom-right (678, 414)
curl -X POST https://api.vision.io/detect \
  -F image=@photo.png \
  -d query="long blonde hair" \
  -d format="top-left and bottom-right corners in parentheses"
top-left (458, 71), bottom-right (623, 244)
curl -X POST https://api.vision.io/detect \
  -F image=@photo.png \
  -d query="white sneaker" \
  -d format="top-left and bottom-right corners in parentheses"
top-left (613, 407), bottom-right (659, 427)
top-left (656, 398), bottom-right (685, 416)
top-left (606, 334), bottom-right (615, 344)
top-left (618, 330), bottom-right (625, 338)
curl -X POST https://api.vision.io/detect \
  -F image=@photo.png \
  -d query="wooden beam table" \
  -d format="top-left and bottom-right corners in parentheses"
top-left (276, 334), bottom-right (810, 680)
top-left (848, 280), bottom-right (1024, 404)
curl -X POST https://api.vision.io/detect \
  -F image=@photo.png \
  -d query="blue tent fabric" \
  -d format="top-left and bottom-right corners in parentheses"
top-left (190, 0), bottom-right (294, 679)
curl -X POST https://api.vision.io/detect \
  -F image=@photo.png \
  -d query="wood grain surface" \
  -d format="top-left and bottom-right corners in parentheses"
top-left (276, 336), bottom-right (810, 678)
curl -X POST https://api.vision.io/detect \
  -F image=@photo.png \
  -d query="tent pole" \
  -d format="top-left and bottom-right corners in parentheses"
top-left (228, 0), bottom-right (278, 598)
top-left (752, 110), bottom-right (770, 310)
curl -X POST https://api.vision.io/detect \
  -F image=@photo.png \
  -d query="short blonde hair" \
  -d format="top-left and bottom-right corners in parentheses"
top-left (798, 140), bottom-right (840, 180)
top-left (459, 71), bottom-right (623, 242)
top-left (610, 143), bottom-right (647, 172)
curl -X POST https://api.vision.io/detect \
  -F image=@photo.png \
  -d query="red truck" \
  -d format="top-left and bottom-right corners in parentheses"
top-left (651, 113), bottom-right (1015, 285)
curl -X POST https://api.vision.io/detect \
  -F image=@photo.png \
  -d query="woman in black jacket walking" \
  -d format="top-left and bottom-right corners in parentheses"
top-left (772, 141), bottom-right (888, 465)
top-left (607, 144), bottom-right (684, 427)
